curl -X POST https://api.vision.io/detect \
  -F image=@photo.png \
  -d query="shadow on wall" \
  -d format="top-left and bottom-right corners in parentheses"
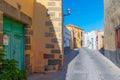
top-left (99, 47), bottom-right (104, 55)
top-left (33, 1), bottom-right (63, 72)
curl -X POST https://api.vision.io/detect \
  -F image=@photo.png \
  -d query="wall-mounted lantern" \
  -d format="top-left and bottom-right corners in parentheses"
top-left (64, 8), bottom-right (71, 16)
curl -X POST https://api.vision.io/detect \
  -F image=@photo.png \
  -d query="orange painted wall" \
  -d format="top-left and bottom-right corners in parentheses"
top-left (33, 0), bottom-right (63, 72)
top-left (5, 0), bottom-right (34, 17)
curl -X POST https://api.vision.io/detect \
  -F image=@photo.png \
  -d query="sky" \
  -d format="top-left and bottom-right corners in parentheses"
top-left (64, 0), bottom-right (104, 32)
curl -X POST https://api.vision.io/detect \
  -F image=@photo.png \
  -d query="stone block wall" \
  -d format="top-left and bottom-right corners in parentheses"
top-left (104, 0), bottom-right (120, 66)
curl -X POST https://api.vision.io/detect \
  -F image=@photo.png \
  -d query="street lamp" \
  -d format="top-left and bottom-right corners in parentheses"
top-left (64, 8), bottom-right (71, 16)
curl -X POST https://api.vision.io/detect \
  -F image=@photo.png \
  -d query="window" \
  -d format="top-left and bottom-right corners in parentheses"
top-left (116, 29), bottom-right (120, 48)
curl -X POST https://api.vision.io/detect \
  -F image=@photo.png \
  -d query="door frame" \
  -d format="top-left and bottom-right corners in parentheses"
top-left (0, 2), bottom-right (32, 72)
top-left (3, 16), bottom-right (24, 69)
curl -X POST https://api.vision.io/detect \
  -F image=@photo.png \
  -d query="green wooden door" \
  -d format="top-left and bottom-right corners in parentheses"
top-left (3, 16), bottom-right (24, 70)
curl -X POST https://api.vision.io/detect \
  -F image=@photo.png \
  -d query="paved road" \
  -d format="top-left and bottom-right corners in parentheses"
top-left (28, 48), bottom-right (79, 80)
top-left (66, 48), bottom-right (120, 80)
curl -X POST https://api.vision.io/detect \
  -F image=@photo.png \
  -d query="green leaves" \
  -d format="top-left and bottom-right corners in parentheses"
top-left (0, 50), bottom-right (5, 62)
top-left (0, 50), bottom-right (27, 80)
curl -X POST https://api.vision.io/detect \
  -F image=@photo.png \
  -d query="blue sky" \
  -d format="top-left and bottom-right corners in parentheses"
top-left (64, 0), bottom-right (104, 32)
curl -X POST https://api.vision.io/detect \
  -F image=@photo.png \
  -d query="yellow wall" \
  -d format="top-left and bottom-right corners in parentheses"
top-left (96, 31), bottom-right (104, 50)
top-left (67, 24), bottom-right (84, 49)
top-left (5, 0), bottom-right (34, 17)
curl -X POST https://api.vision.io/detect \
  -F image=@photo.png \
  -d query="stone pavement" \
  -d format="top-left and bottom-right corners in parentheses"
top-left (66, 48), bottom-right (120, 80)
top-left (28, 48), bottom-right (79, 80)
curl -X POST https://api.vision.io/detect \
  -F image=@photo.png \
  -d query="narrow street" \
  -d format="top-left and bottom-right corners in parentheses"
top-left (66, 48), bottom-right (120, 80)
top-left (1, 0), bottom-right (120, 80)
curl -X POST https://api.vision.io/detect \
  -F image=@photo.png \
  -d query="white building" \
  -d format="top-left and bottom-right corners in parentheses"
top-left (84, 31), bottom-right (97, 50)
top-left (64, 26), bottom-right (71, 48)
top-left (84, 30), bottom-right (104, 50)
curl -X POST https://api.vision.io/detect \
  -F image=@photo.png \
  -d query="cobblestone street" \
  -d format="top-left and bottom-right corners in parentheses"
top-left (66, 48), bottom-right (120, 80)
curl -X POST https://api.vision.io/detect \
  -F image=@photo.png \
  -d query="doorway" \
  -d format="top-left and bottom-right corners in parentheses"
top-left (3, 16), bottom-right (24, 69)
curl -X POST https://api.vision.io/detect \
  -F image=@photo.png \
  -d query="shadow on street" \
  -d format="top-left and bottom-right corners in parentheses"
top-left (28, 48), bottom-right (79, 80)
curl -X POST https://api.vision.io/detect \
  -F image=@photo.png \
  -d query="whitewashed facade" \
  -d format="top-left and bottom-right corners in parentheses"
top-left (64, 26), bottom-right (71, 48)
top-left (84, 31), bottom-right (97, 50)
top-left (84, 31), bottom-right (104, 50)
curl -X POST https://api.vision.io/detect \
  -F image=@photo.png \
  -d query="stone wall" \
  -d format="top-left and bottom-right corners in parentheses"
top-left (104, 0), bottom-right (120, 67)
top-left (104, 0), bottom-right (120, 50)
top-left (33, 0), bottom-right (64, 72)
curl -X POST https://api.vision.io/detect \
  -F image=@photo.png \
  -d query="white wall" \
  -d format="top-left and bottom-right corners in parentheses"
top-left (84, 31), bottom-right (97, 50)
top-left (64, 27), bottom-right (71, 48)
